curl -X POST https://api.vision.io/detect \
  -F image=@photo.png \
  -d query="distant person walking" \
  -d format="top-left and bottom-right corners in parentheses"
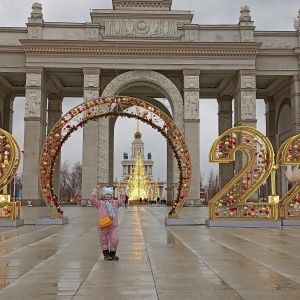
top-left (125, 194), bottom-right (129, 208)
top-left (157, 197), bottom-right (160, 205)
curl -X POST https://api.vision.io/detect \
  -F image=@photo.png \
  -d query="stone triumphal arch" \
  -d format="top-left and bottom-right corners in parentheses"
top-left (0, 0), bottom-right (300, 205)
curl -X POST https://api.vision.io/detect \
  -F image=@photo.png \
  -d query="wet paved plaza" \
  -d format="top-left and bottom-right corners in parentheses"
top-left (0, 205), bottom-right (300, 300)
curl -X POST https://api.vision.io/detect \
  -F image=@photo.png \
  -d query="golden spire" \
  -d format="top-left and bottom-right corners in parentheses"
top-left (134, 119), bottom-right (142, 139)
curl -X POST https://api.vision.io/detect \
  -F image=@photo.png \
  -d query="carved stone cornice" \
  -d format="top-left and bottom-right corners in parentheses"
top-left (259, 49), bottom-right (296, 56)
top-left (82, 68), bottom-right (101, 75)
top-left (0, 46), bottom-right (23, 53)
top-left (20, 40), bottom-right (261, 58)
top-left (25, 66), bottom-right (45, 74)
top-left (294, 47), bottom-right (300, 57)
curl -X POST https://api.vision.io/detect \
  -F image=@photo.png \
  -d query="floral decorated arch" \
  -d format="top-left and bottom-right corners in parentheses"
top-left (40, 96), bottom-right (191, 219)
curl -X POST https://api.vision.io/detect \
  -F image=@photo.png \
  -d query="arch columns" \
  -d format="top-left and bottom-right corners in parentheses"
top-left (265, 96), bottom-right (276, 196)
top-left (290, 74), bottom-right (300, 135)
top-left (217, 96), bottom-right (233, 188)
top-left (234, 70), bottom-right (257, 127)
top-left (81, 68), bottom-right (102, 204)
top-left (234, 70), bottom-right (257, 173)
top-left (183, 69), bottom-right (200, 204)
top-left (23, 67), bottom-right (48, 206)
top-left (47, 94), bottom-right (63, 198)
top-left (3, 94), bottom-right (15, 133)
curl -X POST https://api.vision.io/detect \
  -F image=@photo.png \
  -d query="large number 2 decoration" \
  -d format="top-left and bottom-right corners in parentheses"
top-left (276, 135), bottom-right (300, 220)
top-left (208, 126), bottom-right (279, 221)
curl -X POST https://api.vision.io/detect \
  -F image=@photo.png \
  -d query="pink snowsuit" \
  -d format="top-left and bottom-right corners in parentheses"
top-left (90, 188), bottom-right (125, 251)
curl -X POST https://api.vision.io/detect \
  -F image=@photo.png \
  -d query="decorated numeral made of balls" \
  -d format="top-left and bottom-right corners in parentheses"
top-left (276, 135), bottom-right (300, 220)
top-left (208, 126), bottom-right (278, 220)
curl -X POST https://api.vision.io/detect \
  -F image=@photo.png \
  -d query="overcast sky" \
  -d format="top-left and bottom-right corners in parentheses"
top-left (2, 0), bottom-right (299, 182)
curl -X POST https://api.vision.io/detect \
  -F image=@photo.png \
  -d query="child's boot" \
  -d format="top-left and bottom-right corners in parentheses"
top-left (102, 250), bottom-right (113, 261)
top-left (110, 251), bottom-right (119, 260)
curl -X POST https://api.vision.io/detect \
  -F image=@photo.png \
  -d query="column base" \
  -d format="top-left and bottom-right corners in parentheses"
top-left (165, 217), bottom-right (194, 226)
top-left (282, 219), bottom-right (300, 226)
top-left (0, 219), bottom-right (24, 227)
top-left (35, 217), bottom-right (69, 225)
top-left (205, 219), bottom-right (281, 228)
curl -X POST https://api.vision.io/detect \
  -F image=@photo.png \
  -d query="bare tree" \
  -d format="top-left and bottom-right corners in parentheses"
top-left (205, 169), bottom-right (219, 200)
top-left (70, 161), bottom-right (82, 200)
top-left (60, 160), bottom-right (82, 204)
top-left (200, 172), bottom-right (204, 190)
top-left (60, 160), bottom-right (71, 203)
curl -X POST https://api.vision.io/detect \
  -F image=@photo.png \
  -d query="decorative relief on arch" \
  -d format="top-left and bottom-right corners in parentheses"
top-left (84, 75), bottom-right (99, 88)
top-left (25, 89), bottom-right (41, 117)
top-left (26, 74), bottom-right (41, 86)
top-left (86, 28), bottom-right (99, 41)
top-left (102, 70), bottom-right (184, 132)
top-left (184, 92), bottom-right (199, 119)
top-left (97, 118), bottom-right (109, 183)
top-left (241, 76), bottom-right (255, 89)
top-left (241, 91), bottom-right (256, 119)
top-left (104, 19), bottom-right (182, 38)
top-left (28, 27), bottom-right (41, 39)
top-left (184, 76), bottom-right (199, 89)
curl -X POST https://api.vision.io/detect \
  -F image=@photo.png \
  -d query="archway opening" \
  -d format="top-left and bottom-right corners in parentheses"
top-left (39, 96), bottom-right (191, 219)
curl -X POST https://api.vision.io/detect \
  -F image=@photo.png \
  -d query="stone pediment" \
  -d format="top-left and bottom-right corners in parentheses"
top-left (113, 0), bottom-right (172, 11)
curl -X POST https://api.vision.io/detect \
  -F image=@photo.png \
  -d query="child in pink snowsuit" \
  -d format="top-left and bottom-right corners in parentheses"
top-left (90, 185), bottom-right (125, 261)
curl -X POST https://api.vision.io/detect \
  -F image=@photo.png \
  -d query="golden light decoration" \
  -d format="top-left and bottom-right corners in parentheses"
top-left (39, 96), bottom-right (191, 219)
top-left (0, 129), bottom-right (22, 194)
top-left (276, 135), bottom-right (300, 220)
top-left (208, 126), bottom-right (278, 221)
top-left (0, 128), bottom-right (22, 221)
